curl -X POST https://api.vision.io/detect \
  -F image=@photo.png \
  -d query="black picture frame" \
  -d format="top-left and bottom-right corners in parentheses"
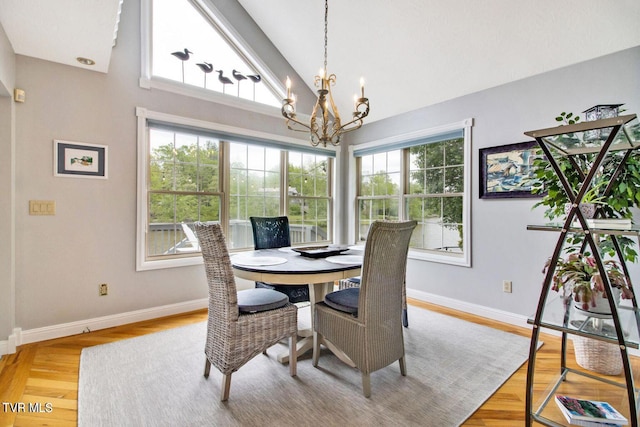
top-left (54, 140), bottom-right (108, 179)
top-left (479, 140), bottom-right (539, 199)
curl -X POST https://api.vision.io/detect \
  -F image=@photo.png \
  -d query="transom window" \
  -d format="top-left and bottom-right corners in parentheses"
top-left (142, 0), bottom-right (282, 109)
top-left (351, 119), bottom-right (472, 267)
top-left (137, 109), bottom-right (335, 270)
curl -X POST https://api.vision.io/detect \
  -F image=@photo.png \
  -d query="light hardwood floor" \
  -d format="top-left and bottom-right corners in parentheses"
top-left (0, 299), bottom-right (636, 426)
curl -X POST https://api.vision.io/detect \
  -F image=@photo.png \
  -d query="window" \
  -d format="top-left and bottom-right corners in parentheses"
top-left (228, 143), bottom-right (282, 249)
top-left (358, 150), bottom-right (402, 233)
top-left (287, 153), bottom-right (332, 244)
top-left (407, 138), bottom-right (465, 253)
top-left (351, 119), bottom-right (472, 267)
top-left (141, 0), bottom-right (283, 111)
top-left (147, 127), bottom-right (222, 257)
top-left (136, 108), bottom-right (336, 270)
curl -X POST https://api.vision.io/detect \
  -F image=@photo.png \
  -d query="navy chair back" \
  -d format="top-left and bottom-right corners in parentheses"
top-left (250, 216), bottom-right (291, 250)
top-left (249, 216), bottom-right (310, 304)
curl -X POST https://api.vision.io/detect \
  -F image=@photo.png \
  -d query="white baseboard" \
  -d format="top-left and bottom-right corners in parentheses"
top-left (407, 288), bottom-right (532, 329)
top-left (0, 329), bottom-right (19, 358)
top-left (14, 298), bottom-right (208, 348)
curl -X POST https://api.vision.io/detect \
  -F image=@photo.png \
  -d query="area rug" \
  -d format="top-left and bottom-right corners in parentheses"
top-left (78, 306), bottom-right (537, 426)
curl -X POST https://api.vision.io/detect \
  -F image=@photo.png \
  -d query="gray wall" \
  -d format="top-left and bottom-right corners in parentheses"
top-left (2, 0), bottom-right (639, 340)
top-left (0, 23), bottom-right (15, 345)
top-left (11, 0), bottom-right (309, 331)
top-left (346, 46), bottom-right (640, 317)
top-left (0, 22), bottom-right (14, 96)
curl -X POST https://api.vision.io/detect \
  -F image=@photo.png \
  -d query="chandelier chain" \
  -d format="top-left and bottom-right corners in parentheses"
top-left (323, 0), bottom-right (328, 73)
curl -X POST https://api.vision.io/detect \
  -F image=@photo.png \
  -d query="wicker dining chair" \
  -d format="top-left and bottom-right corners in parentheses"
top-left (338, 276), bottom-right (410, 328)
top-left (313, 220), bottom-right (417, 398)
top-left (250, 216), bottom-right (310, 304)
top-left (194, 222), bottom-right (298, 401)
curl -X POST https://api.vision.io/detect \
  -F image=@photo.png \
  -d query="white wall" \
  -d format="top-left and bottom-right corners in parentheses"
top-left (346, 46), bottom-right (640, 317)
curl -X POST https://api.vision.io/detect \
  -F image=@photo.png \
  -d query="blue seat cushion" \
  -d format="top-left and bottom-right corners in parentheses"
top-left (347, 276), bottom-right (360, 285)
top-left (324, 287), bottom-right (359, 315)
top-left (237, 288), bottom-right (289, 313)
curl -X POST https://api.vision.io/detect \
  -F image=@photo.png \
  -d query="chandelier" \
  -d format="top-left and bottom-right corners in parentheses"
top-left (281, 0), bottom-right (370, 147)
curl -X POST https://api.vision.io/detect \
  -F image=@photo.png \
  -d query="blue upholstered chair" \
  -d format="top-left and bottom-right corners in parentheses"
top-left (250, 216), bottom-right (310, 304)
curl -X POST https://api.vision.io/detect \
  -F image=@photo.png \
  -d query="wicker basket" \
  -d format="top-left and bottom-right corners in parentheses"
top-left (572, 335), bottom-right (623, 375)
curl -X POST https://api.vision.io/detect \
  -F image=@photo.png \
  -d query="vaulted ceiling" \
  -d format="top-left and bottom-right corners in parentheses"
top-left (1, 0), bottom-right (639, 123)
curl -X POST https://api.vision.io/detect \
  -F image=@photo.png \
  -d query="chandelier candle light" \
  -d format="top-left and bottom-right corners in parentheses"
top-left (281, 0), bottom-right (370, 147)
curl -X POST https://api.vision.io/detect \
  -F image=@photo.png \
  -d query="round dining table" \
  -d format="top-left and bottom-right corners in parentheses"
top-left (231, 247), bottom-right (363, 363)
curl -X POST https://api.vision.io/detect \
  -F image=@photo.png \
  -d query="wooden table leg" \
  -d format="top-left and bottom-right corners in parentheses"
top-left (277, 281), bottom-right (334, 363)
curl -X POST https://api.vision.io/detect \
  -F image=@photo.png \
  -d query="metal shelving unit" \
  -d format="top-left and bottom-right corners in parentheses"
top-left (525, 114), bottom-right (640, 426)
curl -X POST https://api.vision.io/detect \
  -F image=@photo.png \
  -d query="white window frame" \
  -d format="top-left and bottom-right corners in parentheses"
top-left (136, 107), bottom-right (339, 271)
top-left (285, 152), bottom-right (334, 245)
top-left (348, 118), bottom-right (473, 267)
top-left (139, 0), bottom-right (285, 119)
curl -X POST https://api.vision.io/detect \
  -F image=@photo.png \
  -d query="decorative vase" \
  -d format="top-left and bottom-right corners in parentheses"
top-left (583, 104), bottom-right (623, 141)
top-left (564, 202), bottom-right (596, 219)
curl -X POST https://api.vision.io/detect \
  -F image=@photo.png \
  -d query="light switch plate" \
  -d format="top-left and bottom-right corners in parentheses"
top-left (29, 200), bottom-right (55, 215)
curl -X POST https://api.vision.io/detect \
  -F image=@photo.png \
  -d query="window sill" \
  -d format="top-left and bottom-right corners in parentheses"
top-left (136, 254), bottom-right (203, 272)
top-left (343, 245), bottom-right (471, 268)
top-left (408, 249), bottom-right (470, 267)
top-left (139, 76), bottom-right (283, 119)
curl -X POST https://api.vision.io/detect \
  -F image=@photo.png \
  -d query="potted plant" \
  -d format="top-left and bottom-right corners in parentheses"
top-left (530, 111), bottom-right (640, 263)
top-left (562, 180), bottom-right (607, 219)
top-left (542, 253), bottom-right (633, 375)
top-left (542, 253), bottom-right (633, 313)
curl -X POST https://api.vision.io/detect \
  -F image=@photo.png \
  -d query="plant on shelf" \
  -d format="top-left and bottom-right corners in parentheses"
top-left (556, 111), bottom-right (580, 125)
top-left (543, 251), bottom-right (632, 375)
top-left (529, 111), bottom-right (640, 263)
top-left (542, 253), bottom-right (633, 311)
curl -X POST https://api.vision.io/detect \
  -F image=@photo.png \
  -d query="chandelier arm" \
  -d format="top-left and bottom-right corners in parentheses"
top-left (284, 115), bottom-right (322, 145)
top-left (328, 100), bottom-right (370, 140)
top-left (282, 110), bottom-right (311, 132)
top-left (286, 121), bottom-right (312, 133)
top-left (338, 99), bottom-right (370, 128)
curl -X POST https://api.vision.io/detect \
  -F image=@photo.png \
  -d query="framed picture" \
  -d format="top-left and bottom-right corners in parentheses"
top-left (54, 140), bottom-right (108, 179)
top-left (479, 140), bottom-right (539, 199)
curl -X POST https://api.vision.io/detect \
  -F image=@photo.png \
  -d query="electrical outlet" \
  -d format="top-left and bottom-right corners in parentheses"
top-left (502, 280), bottom-right (512, 293)
top-left (99, 283), bottom-right (108, 296)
